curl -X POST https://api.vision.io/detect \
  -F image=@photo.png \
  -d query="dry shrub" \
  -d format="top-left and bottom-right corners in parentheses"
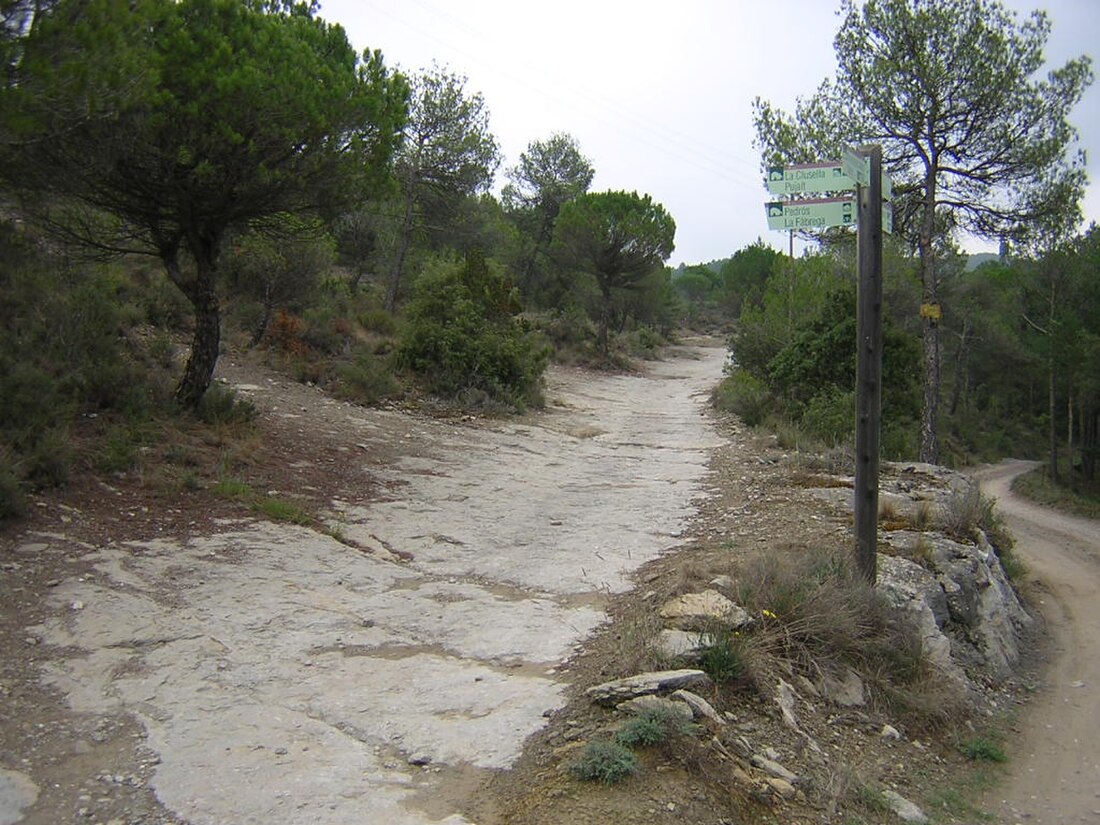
top-left (787, 445), bottom-right (854, 476)
top-left (879, 497), bottom-right (911, 531)
top-left (568, 740), bottom-right (638, 785)
top-left (265, 309), bottom-right (310, 357)
top-left (937, 480), bottom-right (1003, 542)
top-left (911, 499), bottom-right (934, 531)
top-left (937, 481), bottom-right (1025, 582)
top-left (732, 544), bottom-right (959, 727)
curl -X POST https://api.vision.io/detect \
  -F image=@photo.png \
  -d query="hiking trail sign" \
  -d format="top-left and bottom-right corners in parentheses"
top-left (759, 145), bottom-right (889, 584)
top-left (764, 151), bottom-right (893, 233)
top-left (765, 196), bottom-right (855, 231)
top-left (766, 162), bottom-right (857, 195)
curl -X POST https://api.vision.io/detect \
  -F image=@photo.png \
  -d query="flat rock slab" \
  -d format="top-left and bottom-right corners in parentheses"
top-left (656, 629), bottom-right (705, 659)
top-left (0, 769), bottom-right (38, 825)
top-left (882, 789), bottom-right (929, 823)
top-left (818, 667), bottom-right (866, 708)
top-left (587, 669), bottom-right (712, 705)
top-left (670, 689), bottom-right (724, 725)
top-left (617, 695), bottom-right (694, 721)
top-left (659, 590), bottom-right (752, 630)
top-left (751, 754), bottom-right (799, 784)
top-left (26, 347), bottom-right (729, 825)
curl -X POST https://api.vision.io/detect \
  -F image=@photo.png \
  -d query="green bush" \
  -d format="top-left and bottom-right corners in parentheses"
top-left (537, 304), bottom-right (593, 349)
top-left (616, 706), bottom-right (698, 748)
top-left (712, 370), bottom-right (773, 426)
top-left (0, 452), bottom-right (26, 521)
top-left (568, 740), bottom-right (638, 785)
top-left (0, 359), bottom-right (71, 448)
top-left (621, 326), bottom-right (664, 360)
top-left (800, 387), bottom-right (855, 447)
top-left (960, 735), bottom-right (1007, 762)
top-left (0, 225), bottom-right (166, 495)
top-left (24, 427), bottom-right (73, 490)
top-left (333, 350), bottom-right (400, 406)
top-left (137, 270), bottom-right (192, 328)
top-left (398, 251), bottom-right (549, 410)
top-left (195, 384), bottom-right (257, 425)
top-left (698, 630), bottom-right (747, 683)
top-left (358, 308), bottom-right (399, 337)
top-left (301, 305), bottom-right (352, 356)
top-left (93, 423), bottom-right (145, 474)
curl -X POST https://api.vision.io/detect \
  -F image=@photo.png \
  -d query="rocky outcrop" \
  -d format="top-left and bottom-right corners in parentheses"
top-left (658, 590), bottom-right (753, 631)
top-left (879, 528), bottom-right (1032, 683)
top-left (586, 669), bottom-right (712, 705)
top-left (801, 463), bottom-right (1033, 690)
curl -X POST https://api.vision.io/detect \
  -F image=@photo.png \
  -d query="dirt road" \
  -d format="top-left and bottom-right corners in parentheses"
top-left (974, 460), bottom-right (1100, 824)
top-left (0, 344), bottom-right (727, 825)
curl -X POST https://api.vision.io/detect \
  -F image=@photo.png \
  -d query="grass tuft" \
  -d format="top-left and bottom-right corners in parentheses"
top-left (697, 629), bottom-right (748, 684)
top-left (252, 496), bottom-right (315, 526)
top-left (960, 736), bottom-right (1007, 763)
top-left (728, 545), bottom-right (960, 726)
top-left (568, 740), bottom-right (638, 785)
top-left (213, 476), bottom-right (253, 499)
top-left (615, 706), bottom-right (698, 748)
top-left (195, 383), bottom-right (257, 426)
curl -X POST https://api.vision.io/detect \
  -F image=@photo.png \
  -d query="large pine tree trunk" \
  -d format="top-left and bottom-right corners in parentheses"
top-left (597, 285), bottom-right (612, 356)
top-left (176, 279), bottom-right (221, 409)
top-left (162, 236), bottom-right (223, 410)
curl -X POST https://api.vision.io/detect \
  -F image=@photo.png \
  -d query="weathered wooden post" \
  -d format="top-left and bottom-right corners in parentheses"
top-left (764, 148), bottom-right (889, 584)
top-left (851, 144), bottom-right (884, 584)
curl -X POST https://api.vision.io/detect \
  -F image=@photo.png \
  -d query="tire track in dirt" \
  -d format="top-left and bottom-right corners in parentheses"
top-left (974, 460), bottom-right (1100, 824)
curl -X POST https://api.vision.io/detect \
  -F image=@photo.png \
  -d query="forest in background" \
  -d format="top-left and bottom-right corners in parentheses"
top-left (1, 0), bottom-right (1098, 521)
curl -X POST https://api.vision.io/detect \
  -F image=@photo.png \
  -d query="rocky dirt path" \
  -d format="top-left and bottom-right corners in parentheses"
top-left (974, 460), bottom-right (1100, 824)
top-left (0, 342), bottom-right (727, 825)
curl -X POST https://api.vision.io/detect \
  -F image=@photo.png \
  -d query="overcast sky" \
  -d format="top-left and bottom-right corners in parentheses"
top-left (318, 0), bottom-right (1099, 267)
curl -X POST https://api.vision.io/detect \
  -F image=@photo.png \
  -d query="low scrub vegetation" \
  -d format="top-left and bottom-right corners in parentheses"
top-left (0, 226), bottom-right (169, 515)
top-left (397, 251), bottom-right (550, 411)
top-left (733, 547), bottom-right (940, 718)
top-left (615, 706), bottom-right (699, 749)
top-left (568, 740), bottom-right (638, 785)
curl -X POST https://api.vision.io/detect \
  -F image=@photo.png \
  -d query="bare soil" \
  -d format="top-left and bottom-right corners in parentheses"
top-left (974, 461), bottom-right (1100, 824)
top-left (0, 342), bottom-right (1090, 825)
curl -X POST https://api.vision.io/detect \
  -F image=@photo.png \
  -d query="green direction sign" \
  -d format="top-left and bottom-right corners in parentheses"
top-left (766, 197), bottom-right (855, 231)
top-left (883, 202), bottom-right (893, 234)
top-left (766, 163), bottom-right (856, 195)
top-left (842, 147), bottom-right (870, 186)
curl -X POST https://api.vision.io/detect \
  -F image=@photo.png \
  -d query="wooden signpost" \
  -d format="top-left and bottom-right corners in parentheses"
top-left (762, 146), bottom-right (888, 584)
top-left (851, 145), bottom-right (884, 586)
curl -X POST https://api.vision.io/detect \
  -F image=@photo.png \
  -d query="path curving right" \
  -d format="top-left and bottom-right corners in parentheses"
top-left (973, 459), bottom-right (1100, 824)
